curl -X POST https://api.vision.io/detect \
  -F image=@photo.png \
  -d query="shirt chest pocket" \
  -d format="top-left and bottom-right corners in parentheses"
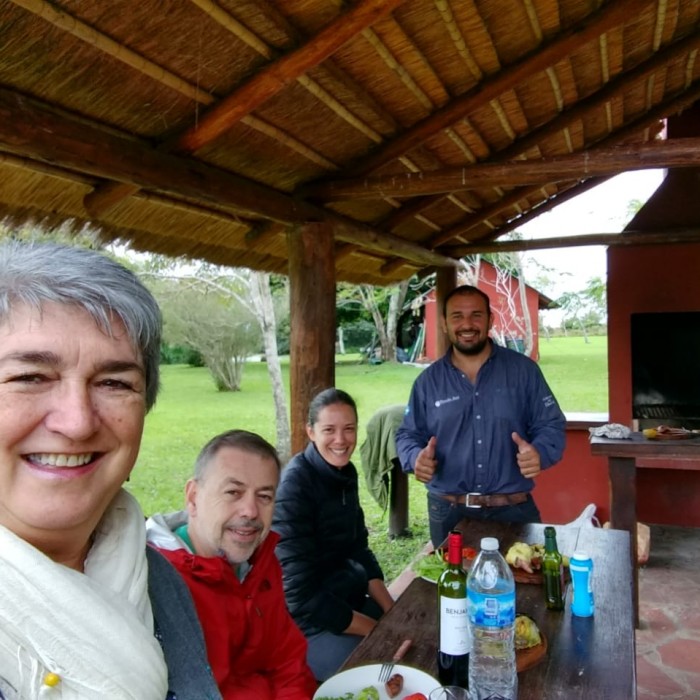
top-left (491, 386), bottom-right (519, 420)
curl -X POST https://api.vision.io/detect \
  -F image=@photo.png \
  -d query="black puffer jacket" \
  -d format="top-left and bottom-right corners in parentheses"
top-left (272, 442), bottom-right (384, 636)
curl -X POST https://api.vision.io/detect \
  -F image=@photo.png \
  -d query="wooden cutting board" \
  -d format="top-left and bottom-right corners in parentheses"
top-left (517, 633), bottom-right (547, 673)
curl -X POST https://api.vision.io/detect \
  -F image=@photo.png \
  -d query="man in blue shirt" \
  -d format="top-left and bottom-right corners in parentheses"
top-left (396, 284), bottom-right (566, 547)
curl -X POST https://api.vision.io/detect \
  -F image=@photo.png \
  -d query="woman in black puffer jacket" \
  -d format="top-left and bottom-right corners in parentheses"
top-left (272, 388), bottom-right (395, 682)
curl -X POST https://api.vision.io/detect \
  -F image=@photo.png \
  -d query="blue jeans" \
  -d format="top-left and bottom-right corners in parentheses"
top-left (427, 492), bottom-right (541, 548)
top-left (305, 598), bottom-right (383, 682)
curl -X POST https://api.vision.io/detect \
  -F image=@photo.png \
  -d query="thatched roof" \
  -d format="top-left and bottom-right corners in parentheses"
top-left (1, 0), bottom-right (699, 285)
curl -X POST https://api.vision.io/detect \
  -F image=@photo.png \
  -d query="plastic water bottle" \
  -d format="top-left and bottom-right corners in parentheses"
top-left (467, 537), bottom-right (517, 700)
top-left (570, 551), bottom-right (595, 617)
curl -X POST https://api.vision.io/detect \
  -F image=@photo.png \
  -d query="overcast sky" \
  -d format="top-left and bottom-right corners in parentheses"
top-left (517, 169), bottom-right (665, 319)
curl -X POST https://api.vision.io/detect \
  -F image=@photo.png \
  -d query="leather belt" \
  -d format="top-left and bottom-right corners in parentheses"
top-left (437, 491), bottom-right (529, 508)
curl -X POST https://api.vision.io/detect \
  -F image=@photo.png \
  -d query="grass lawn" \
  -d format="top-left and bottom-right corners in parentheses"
top-left (128, 335), bottom-right (607, 582)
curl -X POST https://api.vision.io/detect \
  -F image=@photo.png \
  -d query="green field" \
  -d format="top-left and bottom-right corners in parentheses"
top-left (128, 335), bottom-right (607, 581)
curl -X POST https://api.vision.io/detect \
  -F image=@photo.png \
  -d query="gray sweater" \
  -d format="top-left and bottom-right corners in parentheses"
top-left (146, 546), bottom-right (222, 700)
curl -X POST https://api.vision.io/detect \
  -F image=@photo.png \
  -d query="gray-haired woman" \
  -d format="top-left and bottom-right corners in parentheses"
top-left (0, 240), bottom-right (220, 699)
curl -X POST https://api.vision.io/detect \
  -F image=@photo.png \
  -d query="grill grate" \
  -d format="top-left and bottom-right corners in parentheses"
top-left (634, 404), bottom-right (700, 420)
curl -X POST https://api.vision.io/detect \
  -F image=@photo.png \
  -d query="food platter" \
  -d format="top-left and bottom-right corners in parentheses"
top-left (643, 426), bottom-right (699, 440)
top-left (517, 632), bottom-right (548, 673)
top-left (313, 663), bottom-right (438, 699)
top-left (645, 431), bottom-right (696, 440)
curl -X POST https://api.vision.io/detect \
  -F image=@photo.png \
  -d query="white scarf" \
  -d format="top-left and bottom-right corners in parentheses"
top-left (0, 489), bottom-right (169, 699)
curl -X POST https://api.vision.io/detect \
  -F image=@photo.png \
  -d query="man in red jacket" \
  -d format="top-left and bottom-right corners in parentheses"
top-left (147, 430), bottom-right (317, 700)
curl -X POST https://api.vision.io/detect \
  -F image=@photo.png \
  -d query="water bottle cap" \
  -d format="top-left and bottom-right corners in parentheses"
top-left (480, 537), bottom-right (499, 551)
top-left (572, 550), bottom-right (591, 561)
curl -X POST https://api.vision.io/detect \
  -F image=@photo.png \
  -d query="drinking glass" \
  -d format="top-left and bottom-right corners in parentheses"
top-left (428, 686), bottom-right (470, 700)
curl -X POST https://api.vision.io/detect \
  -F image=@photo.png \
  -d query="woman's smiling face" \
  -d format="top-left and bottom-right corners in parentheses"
top-left (0, 302), bottom-right (146, 557)
top-left (306, 402), bottom-right (358, 469)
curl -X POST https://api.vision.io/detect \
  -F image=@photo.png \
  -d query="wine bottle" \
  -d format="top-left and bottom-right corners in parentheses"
top-left (543, 525), bottom-right (564, 611)
top-left (437, 530), bottom-right (470, 688)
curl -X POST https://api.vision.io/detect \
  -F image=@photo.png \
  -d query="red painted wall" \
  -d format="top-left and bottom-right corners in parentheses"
top-left (607, 242), bottom-right (700, 526)
top-left (535, 423), bottom-right (611, 525)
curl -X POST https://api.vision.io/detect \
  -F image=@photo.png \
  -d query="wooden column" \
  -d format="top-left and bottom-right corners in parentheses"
top-left (388, 459), bottom-right (410, 538)
top-left (288, 222), bottom-right (336, 454)
top-left (435, 266), bottom-right (457, 356)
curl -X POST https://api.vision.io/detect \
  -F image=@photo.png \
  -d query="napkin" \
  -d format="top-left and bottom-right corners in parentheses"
top-left (588, 423), bottom-right (632, 439)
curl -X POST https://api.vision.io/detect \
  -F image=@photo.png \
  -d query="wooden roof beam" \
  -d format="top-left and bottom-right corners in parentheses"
top-left (344, 0), bottom-right (651, 177)
top-left (0, 88), bottom-right (456, 269)
top-left (173, 0), bottom-right (408, 154)
top-left (305, 139), bottom-right (700, 200)
top-left (83, 0), bottom-right (406, 217)
top-left (245, 221), bottom-right (286, 249)
top-left (444, 228), bottom-right (700, 256)
top-left (485, 177), bottom-right (610, 240)
top-left (430, 80), bottom-right (700, 248)
top-left (374, 27), bottom-right (700, 232)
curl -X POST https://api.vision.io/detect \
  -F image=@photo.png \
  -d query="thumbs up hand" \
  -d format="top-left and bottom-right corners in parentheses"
top-left (414, 436), bottom-right (438, 483)
top-left (512, 432), bottom-right (542, 479)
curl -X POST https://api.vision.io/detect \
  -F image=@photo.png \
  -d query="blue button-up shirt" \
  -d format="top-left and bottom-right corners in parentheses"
top-left (395, 343), bottom-right (566, 495)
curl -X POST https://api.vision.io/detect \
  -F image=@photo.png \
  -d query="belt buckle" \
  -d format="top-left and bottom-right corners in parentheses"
top-left (465, 492), bottom-right (482, 508)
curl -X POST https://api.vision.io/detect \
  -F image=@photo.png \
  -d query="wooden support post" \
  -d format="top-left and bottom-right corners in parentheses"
top-left (435, 267), bottom-right (457, 357)
top-left (608, 455), bottom-right (639, 627)
top-left (288, 222), bottom-right (336, 455)
top-left (388, 459), bottom-right (410, 538)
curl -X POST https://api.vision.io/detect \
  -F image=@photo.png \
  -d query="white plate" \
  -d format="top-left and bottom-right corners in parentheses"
top-left (313, 662), bottom-right (439, 699)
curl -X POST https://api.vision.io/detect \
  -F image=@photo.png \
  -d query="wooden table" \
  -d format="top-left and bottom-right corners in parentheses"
top-left (590, 432), bottom-right (700, 626)
top-left (342, 520), bottom-right (635, 699)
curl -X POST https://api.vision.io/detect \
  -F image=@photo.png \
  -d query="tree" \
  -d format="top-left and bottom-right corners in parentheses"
top-left (248, 271), bottom-right (291, 461)
top-left (582, 276), bottom-right (607, 325)
top-left (142, 259), bottom-right (292, 461)
top-left (155, 277), bottom-right (261, 391)
top-left (556, 290), bottom-right (590, 341)
top-left (338, 280), bottom-right (411, 362)
top-left (556, 276), bottom-right (607, 342)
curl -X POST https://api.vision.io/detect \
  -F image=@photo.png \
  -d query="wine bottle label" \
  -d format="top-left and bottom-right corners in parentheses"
top-left (468, 589), bottom-right (515, 627)
top-left (439, 596), bottom-right (470, 655)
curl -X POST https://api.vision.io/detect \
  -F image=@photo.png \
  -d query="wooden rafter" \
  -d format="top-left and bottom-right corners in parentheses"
top-left (0, 88), bottom-right (457, 269)
top-left (430, 80), bottom-right (700, 248)
top-left (445, 228), bottom-right (700, 256)
top-left (364, 18), bottom-right (700, 234)
top-left (372, 177), bottom-right (611, 273)
top-left (78, 0), bottom-right (407, 217)
top-left (343, 0), bottom-right (651, 177)
top-left (173, 0), bottom-right (409, 154)
top-left (303, 138), bottom-right (700, 200)
top-left (486, 177), bottom-right (610, 240)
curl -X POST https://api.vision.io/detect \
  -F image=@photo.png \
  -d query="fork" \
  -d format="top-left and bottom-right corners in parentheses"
top-left (378, 638), bottom-right (412, 682)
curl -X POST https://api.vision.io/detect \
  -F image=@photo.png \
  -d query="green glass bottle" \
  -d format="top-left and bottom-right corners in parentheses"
top-left (543, 526), bottom-right (564, 611)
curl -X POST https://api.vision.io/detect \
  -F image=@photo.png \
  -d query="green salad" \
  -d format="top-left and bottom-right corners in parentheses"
top-left (316, 687), bottom-right (380, 700)
top-left (413, 550), bottom-right (447, 583)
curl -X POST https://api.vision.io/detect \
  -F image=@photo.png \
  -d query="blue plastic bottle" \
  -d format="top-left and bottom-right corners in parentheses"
top-left (570, 551), bottom-right (595, 617)
top-left (467, 537), bottom-right (517, 700)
